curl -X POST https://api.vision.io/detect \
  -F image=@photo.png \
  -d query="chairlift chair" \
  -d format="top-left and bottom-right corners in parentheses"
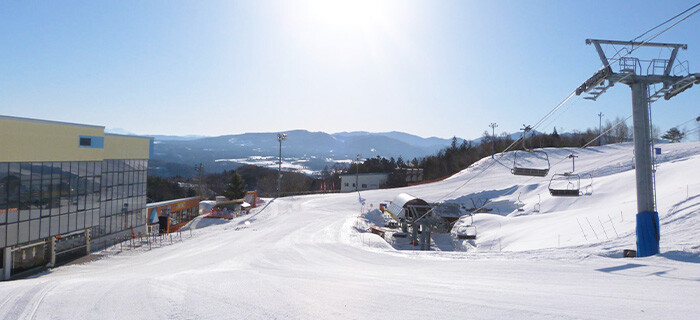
top-left (455, 213), bottom-right (477, 240)
top-left (515, 193), bottom-right (526, 212)
top-left (548, 173), bottom-right (594, 196)
top-left (511, 125), bottom-right (550, 177)
top-left (548, 172), bottom-right (582, 196)
top-left (548, 154), bottom-right (593, 197)
top-left (512, 150), bottom-right (550, 177)
top-left (457, 225), bottom-right (477, 240)
top-left (533, 194), bottom-right (541, 213)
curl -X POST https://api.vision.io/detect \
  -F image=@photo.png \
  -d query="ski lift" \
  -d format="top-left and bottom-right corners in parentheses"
top-left (511, 125), bottom-right (550, 177)
top-left (515, 193), bottom-right (525, 212)
top-left (548, 153), bottom-right (593, 197)
top-left (455, 214), bottom-right (477, 240)
top-left (458, 226), bottom-right (477, 240)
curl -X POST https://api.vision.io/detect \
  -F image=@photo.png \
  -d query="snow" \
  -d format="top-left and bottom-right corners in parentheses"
top-left (215, 156), bottom-right (317, 175)
top-left (2, 142), bottom-right (700, 319)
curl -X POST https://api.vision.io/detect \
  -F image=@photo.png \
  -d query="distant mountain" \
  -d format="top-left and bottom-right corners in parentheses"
top-left (333, 131), bottom-right (465, 149)
top-left (148, 130), bottom-right (466, 177)
top-left (147, 129), bottom-right (556, 177)
top-left (105, 128), bottom-right (136, 135)
top-left (151, 134), bottom-right (209, 141)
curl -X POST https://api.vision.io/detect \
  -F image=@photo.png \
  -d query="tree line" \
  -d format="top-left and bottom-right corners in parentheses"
top-left (148, 117), bottom-right (695, 202)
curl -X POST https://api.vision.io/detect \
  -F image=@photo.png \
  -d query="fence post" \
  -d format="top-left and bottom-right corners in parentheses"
top-left (598, 216), bottom-right (609, 239)
top-left (586, 217), bottom-right (599, 240)
top-left (577, 218), bottom-right (588, 241)
top-left (608, 214), bottom-right (620, 238)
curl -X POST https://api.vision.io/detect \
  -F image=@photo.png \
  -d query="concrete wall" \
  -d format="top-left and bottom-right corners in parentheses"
top-left (0, 116), bottom-right (152, 162)
top-left (104, 134), bottom-right (152, 160)
top-left (340, 174), bottom-right (389, 192)
top-left (0, 116), bottom-right (105, 162)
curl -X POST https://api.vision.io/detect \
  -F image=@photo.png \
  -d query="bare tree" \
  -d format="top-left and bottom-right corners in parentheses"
top-left (652, 125), bottom-right (661, 140)
top-left (610, 116), bottom-right (631, 143)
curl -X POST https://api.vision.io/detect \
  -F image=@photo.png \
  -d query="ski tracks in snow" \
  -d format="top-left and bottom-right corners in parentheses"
top-left (3, 281), bottom-right (57, 320)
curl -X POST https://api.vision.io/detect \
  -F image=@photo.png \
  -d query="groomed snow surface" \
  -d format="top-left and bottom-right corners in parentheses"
top-left (2, 142), bottom-right (700, 319)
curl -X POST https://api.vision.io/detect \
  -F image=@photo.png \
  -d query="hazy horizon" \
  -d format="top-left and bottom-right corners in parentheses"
top-left (2, 1), bottom-right (699, 140)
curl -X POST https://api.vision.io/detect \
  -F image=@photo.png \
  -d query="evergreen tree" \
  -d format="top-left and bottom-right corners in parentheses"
top-left (224, 171), bottom-right (246, 200)
top-left (661, 127), bottom-right (684, 142)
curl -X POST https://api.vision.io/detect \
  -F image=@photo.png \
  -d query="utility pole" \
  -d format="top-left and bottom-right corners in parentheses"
top-left (598, 112), bottom-right (604, 146)
top-left (489, 122), bottom-right (498, 158)
top-left (355, 154), bottom-right (361, 192)
top-left (194, 163), bottom-right (203, 199)
top-left (277, 133), bottom-right (287, 198)
top-left (579, 38), bottom-right (700, 257)
top-left (567, 153), bottom-right (578, 173)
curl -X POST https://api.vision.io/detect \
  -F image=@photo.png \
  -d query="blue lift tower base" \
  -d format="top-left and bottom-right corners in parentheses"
top-left (636, 211), bottom-right (660, 257)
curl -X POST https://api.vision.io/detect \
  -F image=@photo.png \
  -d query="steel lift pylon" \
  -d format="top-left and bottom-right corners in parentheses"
top-left (578, 38), bottom-right (700, 257)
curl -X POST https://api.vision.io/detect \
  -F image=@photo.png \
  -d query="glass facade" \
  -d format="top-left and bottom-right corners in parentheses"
top-left (170, 207), bottom-right (199, 226)
top-left (96, 159), bottom-right (147, 238)
top-left (0, 159), bottom-right (148, 248)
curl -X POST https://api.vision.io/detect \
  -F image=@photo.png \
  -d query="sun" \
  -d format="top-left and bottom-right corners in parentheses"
top-left (303, 0), bottom-right (388, 30)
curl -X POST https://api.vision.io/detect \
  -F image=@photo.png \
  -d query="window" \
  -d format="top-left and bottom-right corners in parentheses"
top-left (95, 158), bottom-right (148, 238)
top-left (78, 136), bottom-right (104, 149)
top-left (344, 183), bottom-right (349, 187)
top-left (362, 184), bottom-right (367, 188)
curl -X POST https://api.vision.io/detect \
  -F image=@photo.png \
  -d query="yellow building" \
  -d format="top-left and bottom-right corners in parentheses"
top-left (0, 115), bottom-right (152, 280)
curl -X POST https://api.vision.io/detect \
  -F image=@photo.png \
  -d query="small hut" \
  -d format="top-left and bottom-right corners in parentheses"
top-left (386, 193), bottom-right (431, 221)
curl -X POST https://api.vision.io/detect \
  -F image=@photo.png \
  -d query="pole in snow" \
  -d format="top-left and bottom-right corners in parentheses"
top-left (489, 122), bottom-right (498, 158)
top-left (355, 154), bottom-right (361, 192)
top-left (598, 112), bottom-right (604, 146)
top-left (277, 133), bottom-right (287, 198)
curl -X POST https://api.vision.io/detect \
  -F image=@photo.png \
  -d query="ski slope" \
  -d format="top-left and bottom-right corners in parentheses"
top-left (2, 142), bottom-right (700, 319)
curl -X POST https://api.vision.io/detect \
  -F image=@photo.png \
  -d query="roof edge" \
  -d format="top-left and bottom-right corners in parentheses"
top-left (0, 115), bottom-right (105, 129)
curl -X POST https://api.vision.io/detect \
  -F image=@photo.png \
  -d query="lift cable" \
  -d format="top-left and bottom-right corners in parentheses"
top-left (508, 5), bottom-right (700, 150)
top-left (669, 116), bottom-right (700, 131)
top-left (439, 6), bottom-right (700, 213)
top-left (631, 2), bottom-right (700, 44)
top-left (430, 5), bottom-right (700, 206)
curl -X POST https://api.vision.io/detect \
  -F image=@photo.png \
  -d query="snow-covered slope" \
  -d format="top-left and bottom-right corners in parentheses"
top-left (2, 142), bottom-right (700, 320)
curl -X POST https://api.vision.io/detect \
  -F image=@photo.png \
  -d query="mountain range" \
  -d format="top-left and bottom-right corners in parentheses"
top-left (105, 128), bottom-right (536, 177)
top-left (146, 130), bottom-right (471, 177)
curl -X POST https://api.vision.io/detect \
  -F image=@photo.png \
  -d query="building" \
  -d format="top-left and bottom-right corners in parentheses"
top-left (339, 173), bottom-right (389, 192)
top-left (0, 116), bottom-right (152, 280)
top-left (397, 168), bottom-right (424, 183)
top-left (146, 197), bottom-right (200, 234)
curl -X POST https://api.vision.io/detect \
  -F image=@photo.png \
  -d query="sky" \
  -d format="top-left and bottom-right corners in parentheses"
top-left (1, 1), bottom-right (699, 140)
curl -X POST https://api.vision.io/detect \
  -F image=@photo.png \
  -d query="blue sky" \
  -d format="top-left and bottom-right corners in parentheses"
top-left (1, 1), bottom-right (699, 140)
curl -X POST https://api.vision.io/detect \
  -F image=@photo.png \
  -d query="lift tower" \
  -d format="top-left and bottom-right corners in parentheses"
top-left (578, 39), bottom-right (700, 257)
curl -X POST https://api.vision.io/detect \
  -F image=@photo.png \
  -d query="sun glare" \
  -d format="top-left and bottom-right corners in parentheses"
top-left (304, 0), bottom-right (388, 30)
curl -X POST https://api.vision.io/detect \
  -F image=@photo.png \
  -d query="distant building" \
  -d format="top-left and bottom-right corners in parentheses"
top-left (146, 196), bottom-right (200, 234)
top-left (0, 116), bottom-right (152, 281)
top-left (397, 168), bottom-right (423, 183)
top-left (339, 173), bottom-right (389, 192)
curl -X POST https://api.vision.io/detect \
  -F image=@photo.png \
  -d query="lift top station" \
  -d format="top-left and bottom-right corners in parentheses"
top-left (578, 38), bottom-right (700, 257)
